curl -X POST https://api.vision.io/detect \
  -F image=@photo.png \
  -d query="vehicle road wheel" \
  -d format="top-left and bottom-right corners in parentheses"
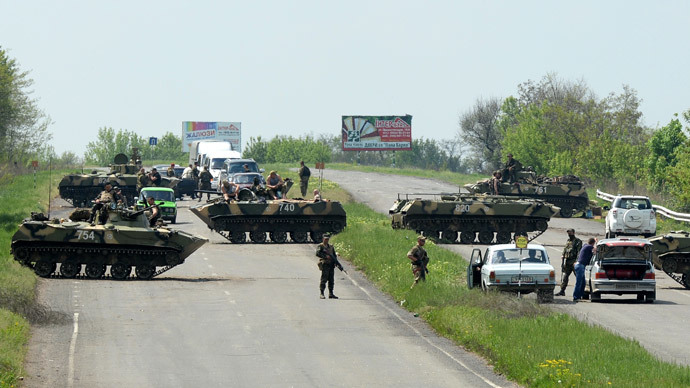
top-left (34, 262), bottom-right (56, 277)
top-left (60, 262), bottom-right (81, 278)
top-left (591, 292), bottom-right (601, 302)
top-left (495, 231), bottom-right (511, 244)
top-left (310, 231), bottom-right (324, 244)
top-left (250, 231), bottom-right (267, 243)
top-left (135, 264), bottom-right (156, 280)
top-left (460, 231), bottom-right (475, 244)
top-left (537, 289), bottom-right (554, 303)
top-left (85, 263), bottom-right (106, 279)
top-left (646, 291), bottom-right (656, 303)
top-left (423, 230), bottom-right (438, 240)
top-left (171, 216), bottom-right (177, 224)
top-left (683, 273), bottom-right (690, 289)
top-left (270, 231), bottom-right (288, 243)
top-left (662, 258), bottom-right (678, 273)
top-left (637, 293), bottom-right (645, 301)
top-left (559, 207), bottom-right (574, 218)
top-left (535, 220), bottom-right (548, 232)
top-left (230, 231), bottom-right (247, 244)
top-left (110, 263), bottom-right (131, 280)
top-left (441, 229), bottom-right (458, 243)
top-left (582, 290), bottom-right (590, 300)
top-left (478, 231), bottom-right (493, 245)
top-left (291, 231), bottom-right (308, 243)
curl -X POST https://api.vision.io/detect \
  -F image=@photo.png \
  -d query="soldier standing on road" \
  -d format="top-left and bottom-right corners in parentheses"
top-left (407, 235), bottom-right (430, 289)
top-left (137, 168), bottom-right (149, 194)
top-left (556, 228), bottom-right (583, 296)
top-left (316, 233), bottom-right (344, 299)
top-left (198, 166), bottom-right (212, 202)
top-left (502, 153), bottom-right (522, 183)
top-left (167, 163), bottom-right (175, 177)
top-left (298, 161), bottom-right (311, 197)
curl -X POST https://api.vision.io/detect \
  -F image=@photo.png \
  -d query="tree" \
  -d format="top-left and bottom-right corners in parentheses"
top-left (645, 116), bottom-right (687, 190)
top-left (0, 46), bottom-right (52, 166)
top-left (457, 96), bottom-right (503, 173)
top-left (84, 127), bottom-right (147, 165)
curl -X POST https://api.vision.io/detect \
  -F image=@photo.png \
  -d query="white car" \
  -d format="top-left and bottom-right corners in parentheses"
top-left (584, 237), bottom-right (656, 303)
top-left (605, 195), bottom-right (656, 238)
top-left (467, 243), bottom-right (556, 303)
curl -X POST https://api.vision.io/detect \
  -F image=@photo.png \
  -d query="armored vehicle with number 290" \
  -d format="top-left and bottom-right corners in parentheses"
top-left (389, 193), bottom-right (559, 244)
top-left (11, 205), bottom-right (207, 280)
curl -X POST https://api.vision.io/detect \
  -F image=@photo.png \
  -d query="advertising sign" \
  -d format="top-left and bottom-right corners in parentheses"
top-left (341, 115), bottom-right (412, 151)
top-left (182, 122), bottom-right (242, 152)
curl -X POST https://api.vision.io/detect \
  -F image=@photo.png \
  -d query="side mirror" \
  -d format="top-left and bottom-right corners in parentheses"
top-left (259, 168), bottom-right (265, 173)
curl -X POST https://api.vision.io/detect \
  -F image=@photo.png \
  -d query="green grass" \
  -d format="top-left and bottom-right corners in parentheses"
top-left (325, 184), bottom-right (690, 387)
top-left (0, 170), bottom-right (69, 387)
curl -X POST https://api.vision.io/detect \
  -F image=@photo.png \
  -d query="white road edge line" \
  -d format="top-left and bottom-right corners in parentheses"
top-left (343, 272), bottom-right (503, 388)
top-left (68, 312), bottom-right (79, 388)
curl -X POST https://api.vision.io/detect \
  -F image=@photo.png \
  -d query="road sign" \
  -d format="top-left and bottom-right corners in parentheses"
top-left (315, 162), bottom-right (325, 169)
top-left (149, 137), bottom-right (158, 146)
top-left (31, 160), bottom-right (39, 168)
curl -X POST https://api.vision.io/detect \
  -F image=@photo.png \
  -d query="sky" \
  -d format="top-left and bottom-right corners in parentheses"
top-left (1, 0), bottom-right (689, 156)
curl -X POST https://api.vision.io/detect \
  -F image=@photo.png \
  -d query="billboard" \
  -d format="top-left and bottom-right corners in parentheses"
top-left (182, 122), bottom-right (242, 152)
top-left (341, 115), bottom-right (412, 151)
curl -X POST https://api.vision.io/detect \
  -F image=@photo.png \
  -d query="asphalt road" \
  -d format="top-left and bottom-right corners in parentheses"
top-left (23, 195), bottom-right (515, 387)
top-left (321, 169), bottom-right (690, 366)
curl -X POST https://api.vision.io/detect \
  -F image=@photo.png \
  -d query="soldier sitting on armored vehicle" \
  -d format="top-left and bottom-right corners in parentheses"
top-left (266, 171), bottom-right (285, 199)
top-left (146, 196), bottom-right (161, 227)
top-left (491, 170), bottom-right (502, 194)
top-left (88, 183), bottom-right (121, 225)
top-left (501, 153), bottom-right (522, 183)
top-left (221, 179), bottom-right (239, 202)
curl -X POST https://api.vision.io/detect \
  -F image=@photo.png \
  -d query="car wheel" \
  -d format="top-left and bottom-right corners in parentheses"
top-left (636, 293), bottom-right (645, 301)
top-left (537, 289), bottom-right (554, 303)
top-left (591, 292), bottom-right (601, 302)
top-left (582, 290), bottom-right (590, 300)
top-left (171, 216), bottom-right (176, 224)
top-left (646, 291), bottom-right (656, 303)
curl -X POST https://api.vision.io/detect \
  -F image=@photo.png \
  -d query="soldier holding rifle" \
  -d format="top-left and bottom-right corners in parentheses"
top-left (407, 235), bottom-right (430, 289)
top-left (316, 233), bottom-right (346, 299)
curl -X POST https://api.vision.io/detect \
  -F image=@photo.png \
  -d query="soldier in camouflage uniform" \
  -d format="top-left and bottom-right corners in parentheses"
top-left (407, 235), bottom-right (430, 289)
top-left (556, 228), bottom-right (583, 296)
top-left (167, 163), bottom-right (175, 177)
top-left (316, 233), bottom-right (343, 299)
top-left (198, 166), bottom-right (213, 202)
top-left (502, 153), bottom-right (522, 183)
top-left (88, 183), bottom-right (116, 225)
top-left (298, 161), bottom-right (311, 197)
top-left (137, 168), bottom-right (149, 194)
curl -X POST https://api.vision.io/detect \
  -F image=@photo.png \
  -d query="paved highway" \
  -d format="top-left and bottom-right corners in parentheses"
top-left (321, 169), bottom-right (690, 366)
top-left (24, 194), bottom-right (515, 387)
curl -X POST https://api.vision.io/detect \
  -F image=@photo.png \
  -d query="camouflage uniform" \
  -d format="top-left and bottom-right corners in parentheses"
top-left (167, 166), bottom-right (175, 177)
top-left (89, 188), bottom-right (116, 225)
top-left (408, 241), bottom-right (429, 286)
top-left (137, 172), bottom-right (149, 193)
top-left (558, 234), bottom-right (582, 294)
top-left (198, 169), bottom-right (213, 200)
top-left (316, 240), bottom-right (342, 298)
top-left (502, 156), bottom-right (522, 183)
top-left (298, 163), bottom-right (311, 197)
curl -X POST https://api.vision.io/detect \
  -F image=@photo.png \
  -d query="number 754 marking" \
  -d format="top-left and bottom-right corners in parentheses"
top-left (76, 230), bottom-right (95, 240)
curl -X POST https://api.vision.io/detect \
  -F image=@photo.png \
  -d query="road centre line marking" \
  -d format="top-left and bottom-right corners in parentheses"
top-left (343, 272), bottom-right (502, 387)
top-left (68, 312), bottom-right (79, 388)
top-left (204, 257), bottom-right (208, 261)
top-left (224, 291), bottom-right (230, 295)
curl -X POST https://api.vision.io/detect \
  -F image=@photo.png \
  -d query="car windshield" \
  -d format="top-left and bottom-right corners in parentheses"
top-left (211, 158), bottom-right (226, 169)
top-left (490, 248), bottom-right (547, 264)
top-left (227, 163), bottom-right (258, 174)
top-left (233, 174), bottom-right (261, 184)
top-left (140, 190), bottom-right (174, 202)
top-left (615, 198), bottom-right (652, 210)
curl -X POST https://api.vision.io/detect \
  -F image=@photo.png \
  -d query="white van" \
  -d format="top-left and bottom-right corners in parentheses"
top-left (204, 150), bottom-right (242, 189)
top-left (189, 140), bottom-right (233, 166)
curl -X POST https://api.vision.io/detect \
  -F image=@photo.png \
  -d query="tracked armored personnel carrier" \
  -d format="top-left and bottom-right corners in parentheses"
top-left (191, 188), bottom-right (347, 244)
top-left (389, 193), bottom-right (559, 244)
top-left (464, 170), bottom-right (588, 218)
top-left (649, 231), bottom-right (690, 289)
top-left (11, 205), bottom-right (207, 280)
top-left (58, 150), bottom-right (179, 207)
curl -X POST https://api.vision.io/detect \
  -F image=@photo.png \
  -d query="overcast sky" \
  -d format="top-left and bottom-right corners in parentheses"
top-left (2, 1), bottom-right (689, 155)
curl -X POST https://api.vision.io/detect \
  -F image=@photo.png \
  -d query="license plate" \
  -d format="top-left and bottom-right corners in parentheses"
top-left (624, 229), bottom-right (641, 234)
top-left (615, 283), bottom-right (636, 290)
top-left (511, 276), bottom-right (533, 283)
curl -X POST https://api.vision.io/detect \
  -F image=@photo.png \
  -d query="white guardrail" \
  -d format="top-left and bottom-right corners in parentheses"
top-left (596, 189), bottom-right (690, 223)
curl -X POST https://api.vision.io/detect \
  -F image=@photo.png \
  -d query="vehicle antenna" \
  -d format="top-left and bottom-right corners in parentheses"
top-left (48, 158), bottom-right (52, 218)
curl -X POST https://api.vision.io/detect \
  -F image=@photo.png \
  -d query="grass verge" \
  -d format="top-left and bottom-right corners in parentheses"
top-left (0, 170), bottom-right (69, 387)
top-left (320, 182), bottom-right (690, 387)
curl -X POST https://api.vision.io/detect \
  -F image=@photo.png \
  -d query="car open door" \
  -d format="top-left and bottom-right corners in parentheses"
top-left (467, 248), bottom-right (483, 288)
